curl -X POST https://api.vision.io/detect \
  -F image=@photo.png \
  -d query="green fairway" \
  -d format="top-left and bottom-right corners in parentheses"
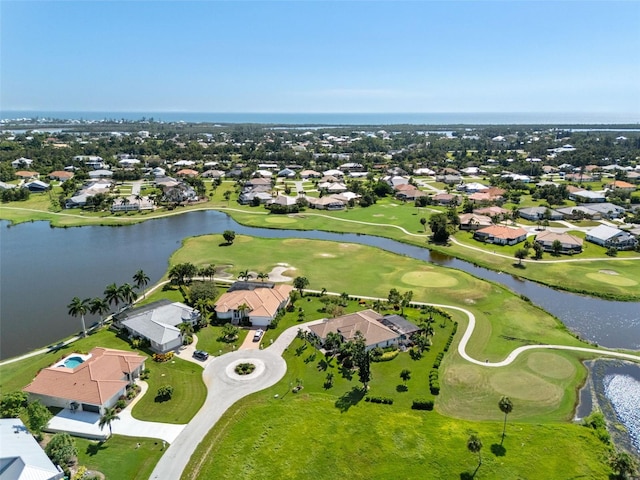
top-left (75, 435), bottom-right (165, 480)
top-left (169, 234), bottom-right (633, 422)
top-left (181, 338), bottom-right (612, 480)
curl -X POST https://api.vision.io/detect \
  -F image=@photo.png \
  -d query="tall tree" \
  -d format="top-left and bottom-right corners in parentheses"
top-left (222, 230), bottom-right (235, 245)
top-left (498, 396), bottom-right (513, 444)
top-left (420, 216), bottom-right (427, 231)
top-left (293, 276), bottom-right (309, 295)
top-left (428, 212), bottom-right (451, 243)
top-left (89, 297), bottom-right (110, 326)
top-left (467, 434), bottom-right (483, 476)
top-left (118, 283), bottom-right (138, 306)
top-left (67, 296), bottom-right (90, 337)
top-left (514, 248), bottom-right (528, 265)
top-left (104, 283), bottom-right (123, 313)
top-left (133, 269), bottom-right (150, 298)
top-left (98, 407), bottom-right (120, 438)
top-left (400, 290), bottom-right (413, 315)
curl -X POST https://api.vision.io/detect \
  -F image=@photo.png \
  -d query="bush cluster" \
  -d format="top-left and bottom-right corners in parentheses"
top-left (442, 323), bottom-right (458, 352)
top-left (411, 399), bottom-right (434, 410)
top-left (365, 396), bottom-right (394, 405)
top-left (429, 369), bottom-right (440, 395)
top-left (153, 352), bottom-right (174, 362)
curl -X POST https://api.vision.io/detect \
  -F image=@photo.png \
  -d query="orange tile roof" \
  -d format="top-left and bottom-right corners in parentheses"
top-left (476, 225), bottom-right (527, 240)
top-left (308, 310), bottom-right (398, 347)
top-left (613, 180), bottom-right (635, 189)
top-left (15, 171), bottom-right (38, 178)
top-left (215, 284), bottom-right (293, 318)
top-left (23, 348), bottom-right (145, 406)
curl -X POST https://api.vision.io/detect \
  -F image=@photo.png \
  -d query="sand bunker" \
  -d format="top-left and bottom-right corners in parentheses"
top-left (599, 270), bottom-right (619, 275)
top-left (268, 264), bottom-right (296, 282)
top-left (316, 253), bottom-right (336, 258)
top-left (586, 272), bottom-right (637, 287)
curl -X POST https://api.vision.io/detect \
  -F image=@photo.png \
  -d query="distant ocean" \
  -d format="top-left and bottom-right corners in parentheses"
top-left (1, 111), bottom-right (639, 125)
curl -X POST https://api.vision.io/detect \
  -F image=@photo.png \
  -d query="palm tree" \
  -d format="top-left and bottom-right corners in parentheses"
top-left (133, 270), bottom-right (150, 299)
top-left (195, 298), bottom-right (210, 327)
top-left (498, 396), bottom-right (513, 444)
top-left (118, 283), bottom-right (138, 307)
top-left (98, 407), bottom-right (120, 438)
top-left (238, 269), bottom-right (252, 281)
top-left (237, 303), bottom-right (250, 322)
top-left (89, 297), bottom-right (110, 326)
top-left (104, 283), bottom-right (123, 313)
top-left (467, 434), bottom-right (483, 477)
top-left (372, 299), bottom-right (384, 312)
top-left (257, 272), bottom-right (269, 282)
top-left (67, 297), bottom-right (90, 337)
top-left (178, 322), bottom-right (194, 339)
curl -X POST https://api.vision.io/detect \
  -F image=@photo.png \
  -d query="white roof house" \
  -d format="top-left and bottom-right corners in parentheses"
top-left (119, 158), bottom-right (141, 167)
top-left (0, 418), bottom-right (64, 480)
top-left (585, 225), bottom-right (638, 250)
top-left (114, 300), bottom-right (200, 353)
top-left (11, 157), bottom-right (33, 168)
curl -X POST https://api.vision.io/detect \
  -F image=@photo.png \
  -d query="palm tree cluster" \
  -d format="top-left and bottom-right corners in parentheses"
top-left (67, 270), bottom-right (151, 336)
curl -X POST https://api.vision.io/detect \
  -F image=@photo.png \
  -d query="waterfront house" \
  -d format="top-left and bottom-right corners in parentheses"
top-left (23, 347), bottom-right (145, 415)
top-left (114, 300), bottom-right (200, 353)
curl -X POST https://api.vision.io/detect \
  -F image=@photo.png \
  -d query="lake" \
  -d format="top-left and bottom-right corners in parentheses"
top-left (1, 210), bottom-right (638, 360)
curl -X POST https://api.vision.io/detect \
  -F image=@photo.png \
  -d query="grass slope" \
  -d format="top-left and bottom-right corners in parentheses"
top-left (75, 436), bottom-right (165, 480)
top-left (181, 338), bottom-right (612, 480)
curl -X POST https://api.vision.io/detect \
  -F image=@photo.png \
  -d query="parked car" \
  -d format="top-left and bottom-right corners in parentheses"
top-left (192, 350), bottom-right (209, 361)
top-left (253, 329), bottom-right (264, 342)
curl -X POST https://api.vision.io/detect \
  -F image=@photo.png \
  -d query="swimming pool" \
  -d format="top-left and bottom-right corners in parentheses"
top-left (61, 356), bottom-right (84, 368)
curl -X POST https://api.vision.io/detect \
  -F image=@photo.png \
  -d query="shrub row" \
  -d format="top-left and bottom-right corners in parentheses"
top-left (442, 322), bottom-right (458, 353)
top-left (365, 396), bottom-right (394, 405)
top-left (373, 350), bottom-right (399, 362)
top-left (429, 369), bottom-right (440, 395)
top-left (412, 399), bottom-right (434, 410)
top-left (432, 352), bottom-right (444, 369)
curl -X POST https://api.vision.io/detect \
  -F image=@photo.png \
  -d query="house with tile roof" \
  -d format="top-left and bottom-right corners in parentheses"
top-left (534, 231), bottom-right (583, 254)
top-left (214, 282), bottom-right (293, 328)
top-left (473, 225), bottom-right (527, 246)
top-left (459, 213), bottom-right (493, 231)
top-left (308, 310), bottom-right (418, 351)
top-left (114, 300), bottom-right (200, 353)
top-left (23, 348), bottom-right (145, 416)
top-left (0, 419), bottom-right (64, 480)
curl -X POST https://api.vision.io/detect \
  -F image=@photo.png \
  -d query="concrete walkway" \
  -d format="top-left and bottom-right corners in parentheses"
top-left (46, 381), bottom-right (186, 443)
top-left (149, 320), bottom-right (324, 480)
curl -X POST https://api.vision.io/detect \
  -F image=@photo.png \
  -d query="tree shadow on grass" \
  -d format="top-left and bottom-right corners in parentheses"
top-left (334, 387), bottom-right (365, 413)
top-left (339, 365), bottom-right (353, 381)
top-left (396, 384), bottom-right (408, 392)
top-left (86, 441), bottom-right (107, 457)
top-left (317, 358), bottom-right (332, 371)
top-left (491, 443), bottom-right (506, 457)
top-left (154, 395), bottom-right (171, 403)
top-left (304, 352), bottom-right (317, 364)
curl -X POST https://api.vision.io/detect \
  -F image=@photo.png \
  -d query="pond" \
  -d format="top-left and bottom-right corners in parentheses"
top-left (1, 209), bottom-right (639, 359)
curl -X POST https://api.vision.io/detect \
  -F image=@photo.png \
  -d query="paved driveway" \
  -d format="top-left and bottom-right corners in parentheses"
top-left (149, 320), bottom-right (324, 480)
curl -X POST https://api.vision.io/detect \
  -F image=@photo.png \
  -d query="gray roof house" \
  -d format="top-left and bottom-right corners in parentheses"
top-left (518, 207), bottom-right (563, 221)
top-left (579, 202), bottom-right (626, 219)
top-left (585, 225), bottom-right (638, 250)
top-left (0, 418), bottom-right (64, 480)
top-left (114, 300), bottom-right (200, 353)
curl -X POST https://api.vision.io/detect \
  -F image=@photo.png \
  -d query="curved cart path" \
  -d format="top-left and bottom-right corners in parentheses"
top-left (151, 294), bottom-right (638, 480)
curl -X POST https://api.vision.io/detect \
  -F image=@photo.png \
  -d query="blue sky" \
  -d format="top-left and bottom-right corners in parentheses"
top-left (1, 1), bottom-right (639, 114)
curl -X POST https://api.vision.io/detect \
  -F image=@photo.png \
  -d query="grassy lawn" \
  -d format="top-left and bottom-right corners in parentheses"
top-left (181, 337), bottom-right (612, 480)
top-left (131, 357), bottom-right (206, 424)
top-left (75, 435), bottom-right (165, 480)
top-left (0, 326), bottom-right (206, 425)
top-left (194, 324), bottom-right (248, 355)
